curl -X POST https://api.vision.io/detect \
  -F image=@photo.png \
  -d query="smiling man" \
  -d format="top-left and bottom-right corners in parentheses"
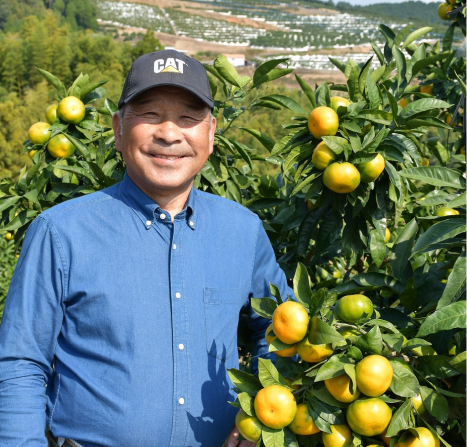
top-left (0, 50), bottom-right (293, 447)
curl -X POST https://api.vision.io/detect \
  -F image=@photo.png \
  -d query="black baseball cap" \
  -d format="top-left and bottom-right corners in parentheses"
top-left (118, 49), bottom-right (214, 110)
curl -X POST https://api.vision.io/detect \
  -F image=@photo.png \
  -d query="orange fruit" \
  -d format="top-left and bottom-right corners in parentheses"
top-left (398, 97), bottom-right (412, 108)
top-left (460, 146), bottom-right (465, 155)
top-left (254, 385), bottom-right (297, 429)
top-left (28, 122), bottom-right (52, 145)
top-left (411, 394), bottom-right (426, 414)
top-left (334, 294), bottom-right (373, 324)
top-left (308, 106), bottom-right (339, 139)
top-left (288, 403), bottom-right (320, 435)
top-left (57, 96), bottom-right (86, 124)
top-left (330, 97), bottom-right (351, 116)
top-left (437, 3), bottom-right (452, 20)
top-left (445, 113), bottom-right (456, 126)
top-left (435, 207), bottom-right (460, 216)
top-left (420, 84), bottom-right (434, 95)
top-left (312, 141), bottom-right (337, 170)
top-left (346, 398), bottom-right (392, 436)
top-left (272, 301), bottom-right (309, 344)
top-left (421, 157), bottom-right (430, 166)
top-left (323, 162), bottom-right (360, 193)
top-left (235, 410), bottom-right (262, 442)
top-left (356, 153), bottom-right (385, 183)
top-left (5, 232), bottom-right (13, 241)
top-left (384, 228), bottom-right (391, 243)
top-left (47, 134), bottom-right (76, 159)
top-left (265, 324), bottom-right (297, 357)
top-left (395, 427), bottom-right (440, 447)
top-left (325, 373), bottom-right (361, 403)
top-left (28, 150), bottom-right (38, 159)
top-left (296, 337), bottom-right (333, 363)
top-left (322, 424), bottom-right (353, 447)
top-left (46, 104), bottom-right (58, 124)
top-left (355, 355), bottom-right (393, 397)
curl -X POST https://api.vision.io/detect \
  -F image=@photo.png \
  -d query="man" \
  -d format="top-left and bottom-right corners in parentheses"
top-left (0, 50), bottom-right (292, 446)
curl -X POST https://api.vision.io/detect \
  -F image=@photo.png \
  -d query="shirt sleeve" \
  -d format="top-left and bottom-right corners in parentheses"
top-left (247, 218), bottom-right (295, 372)
top-left (0, 216), bottom-right (65, 446)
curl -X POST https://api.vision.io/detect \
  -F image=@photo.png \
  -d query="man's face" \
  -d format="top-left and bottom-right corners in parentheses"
top-left (113, 86), bottom-right (216, 200)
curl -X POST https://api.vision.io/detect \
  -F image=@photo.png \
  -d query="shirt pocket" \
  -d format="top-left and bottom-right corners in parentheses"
top-left (203, 287), bottom-right (242, 362)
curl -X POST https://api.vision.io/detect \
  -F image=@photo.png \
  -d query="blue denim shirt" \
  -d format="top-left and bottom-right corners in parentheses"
top-left (0, 173), bottom-right (293, 447)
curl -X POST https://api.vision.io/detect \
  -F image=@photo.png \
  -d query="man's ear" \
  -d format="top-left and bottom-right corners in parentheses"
top-left (112, 113), bottom-right (122, 153)
top-left (208, 116), bottom-right (216, 155)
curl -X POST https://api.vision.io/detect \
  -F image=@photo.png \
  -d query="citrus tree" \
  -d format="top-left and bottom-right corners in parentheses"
top-left (0, 12), bottom-right (465, 447)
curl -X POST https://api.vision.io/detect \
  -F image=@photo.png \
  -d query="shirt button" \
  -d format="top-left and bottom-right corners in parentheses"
top-left (178, 343), bottom-right (184, 350)
top-left (189, 221), bottom-right (194, 226)
top-left (160, 214), bottom-right (166, 220)
top-left (175, 292), bottom-right (181, 299)
top-left (173, 243), bottom-right (176, 249)
top-left (179, 397), bottom-right (185, 405)
top-left (146, 220), bottom-right (152, 226)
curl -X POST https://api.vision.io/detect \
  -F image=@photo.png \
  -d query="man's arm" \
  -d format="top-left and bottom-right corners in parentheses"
top-left (0, 216), bottom-right (65, 446)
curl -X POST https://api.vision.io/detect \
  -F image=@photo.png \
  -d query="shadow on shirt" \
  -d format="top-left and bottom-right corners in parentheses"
top-left (187, 341), bottom-right (238, 447)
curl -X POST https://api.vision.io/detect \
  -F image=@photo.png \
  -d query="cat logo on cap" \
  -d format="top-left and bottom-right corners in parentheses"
top-left (154, 58), bottom-right (186, 74)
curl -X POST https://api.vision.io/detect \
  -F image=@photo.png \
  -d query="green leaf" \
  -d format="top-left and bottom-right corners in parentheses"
top-left (449, 351), bottom-right (466, 374)
top-left (321, 136), bottom-right (348, 155)
top-left (399, 166), bottom-right (466, 189)
top-left (309, 317), bottom-right (345, 345)
top-left (0, 196), bottom-right (22, 213)
top-left (268, 337), bottom-right (296, 354)
top-left (262, 426), bottom-right (285, 447)
top-left (247, 198), bottom-right (285, 212)
top-left (308, 288), bottom-right (326, 318)
top-left (260, 95), bottom-right (306, 114)
top-left (295, 74), bottom-right (317, 108)
top-left (239, 128), bottom-right (275, 152)
top-left (393, 23), bottom-right (413, 48)
top-left (347, 65), bottom-right (361, 101)
top-left (367, 319), bottom-right (400, 334)
top-left (393, 47), bottom-right (406, 87)
top-left (315, 354), bottom-right (354, 382)
top-left (308, 397), bottom-right (346, 426)
top-left (401, 27), bottom-right (433, 50)
top-left (358, 56), bottom-right (374, 97)
top-left (389, 218), bottom-right (418, 282)
top-left (104, 98), bottom-right (118, 115)
top-left (297, 209), bottom-right (324, 256)
top-left (36, 67), bottom-right (66, 97)
top-left (371, 43), bottom-right (385, 65)
top-left (343, 364), bottom-right (357, 394)
top-left (418, 355), bottom-right (462, 379)
top-left (2, 210), bottom-right (39, 231)
top-left (442, 23), bottom-right (455, 51)
top-left (365, 73), bottom-right (380, 110)
top-left (214, 55), bottom-right (242, 88)
top-left (80, 80), bottom-right (108, 101)
top-left (227, 368), bottom-right (263, 395)
top-left (258, 358), bottom-right (288, 388)
top-left (419, 386), bottom-right (448, 423)
top-left (412, 218), bottom-right (466, 256)
top-left (410, 52), bottom-right (450, 80)
top-left (386, 399), bottom-right (411, 437)
top-left (417, 301), bottom-right (466, 337)
top-left (253, 58), bottom-right (292, 88)
top-left (389, 358), bottom-right (419, 397)
top-left (437, 252), bottom-right (466, 309)
top-left (358, 109), bottom-right (393, 125)
top-left (251, 298), bottom-right (278, 319)
top-left (400, 99), bottom-right (451, 120)
top-left (51, 163), bottom-right (97, 185)
top-left (238, 392), bottom-right (255, 417)
top-left (283, 427), bottom-right (299, 447)
top-left (355, 326), bottom-right (383, 355)
top-left (63, 134), bottom-right (91, 161)
top-left (293, 262), bottom-right (311, 307)
top-left (369, 228), bottom-right (386, 268)
top-left (447, 192), bottom-right (466, 208)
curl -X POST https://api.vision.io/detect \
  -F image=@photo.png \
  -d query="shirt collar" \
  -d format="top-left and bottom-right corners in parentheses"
top-left (118, 172), bottom-right (197, 230)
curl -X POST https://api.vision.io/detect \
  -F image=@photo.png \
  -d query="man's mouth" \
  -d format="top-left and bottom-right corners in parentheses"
top-left (153, 155), bottom-right (185, 160)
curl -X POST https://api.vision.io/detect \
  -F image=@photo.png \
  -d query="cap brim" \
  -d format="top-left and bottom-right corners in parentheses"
top-left (119, 83), bottom-right (214, 110)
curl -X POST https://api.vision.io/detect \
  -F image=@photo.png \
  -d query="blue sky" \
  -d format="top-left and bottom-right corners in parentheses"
top-left (342, 0), bottom-right (438, 4)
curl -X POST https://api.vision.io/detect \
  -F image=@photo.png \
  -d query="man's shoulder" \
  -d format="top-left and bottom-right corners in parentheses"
top-left (194, 189), bottom-right (259, 221)
top-left (39, 183), bottom-right (120, 222)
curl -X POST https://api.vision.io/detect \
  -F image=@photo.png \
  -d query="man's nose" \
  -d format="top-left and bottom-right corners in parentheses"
top-left (153, 119), bottom-right (183, 145)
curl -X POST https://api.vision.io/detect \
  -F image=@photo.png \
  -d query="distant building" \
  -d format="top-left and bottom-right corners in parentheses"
top-left (224, 54), bottom-right (246, 67)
